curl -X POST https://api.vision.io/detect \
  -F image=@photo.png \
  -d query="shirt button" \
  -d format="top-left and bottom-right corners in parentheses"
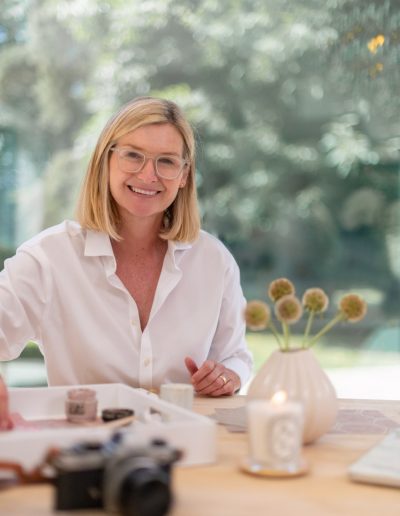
top-left (143, 358), bottom-right (151, 367)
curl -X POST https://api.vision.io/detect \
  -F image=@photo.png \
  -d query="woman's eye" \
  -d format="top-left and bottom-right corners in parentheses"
top-left (125, 151), bottom-right (142, 160)
top-left (158, 157), bottom-right (176, 166)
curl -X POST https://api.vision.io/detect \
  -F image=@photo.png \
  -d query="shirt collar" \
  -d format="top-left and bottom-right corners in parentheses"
top-left (168, 240), bottom-right (193, 252)
top-left (84, 229), bottom-right (193, 258)
top-left (84, 229), bottom-right (114, 257)
top-left (166, 239), bottom-right (193, 271)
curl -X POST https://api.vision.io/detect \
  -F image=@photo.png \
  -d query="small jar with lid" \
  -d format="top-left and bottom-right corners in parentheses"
top-left (65, 388), bottom-right (98, 423)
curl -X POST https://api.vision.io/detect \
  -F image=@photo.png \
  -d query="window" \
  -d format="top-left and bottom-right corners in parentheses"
top-left (1, 0), bottom-right (399, 397)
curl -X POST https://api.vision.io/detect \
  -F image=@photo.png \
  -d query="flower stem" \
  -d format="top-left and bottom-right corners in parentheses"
top-left (308, 313), bottom-right (345, 347)
top-left (269, 320), bottom-right (283, 350)
top-left (282, 321), bottom-right (290, 350)
top-left (302, 311), bottom-right (315, 348)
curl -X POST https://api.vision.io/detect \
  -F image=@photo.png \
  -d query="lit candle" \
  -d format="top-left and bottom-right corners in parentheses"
top-left (246, 391), bottom-right (304, 474)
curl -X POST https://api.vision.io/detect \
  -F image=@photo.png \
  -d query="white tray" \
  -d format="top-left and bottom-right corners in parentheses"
top-left (0, 383), bottom-right (216, 471)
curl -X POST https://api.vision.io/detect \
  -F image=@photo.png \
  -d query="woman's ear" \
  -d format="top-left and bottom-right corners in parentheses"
top-left (180, 168), bottom-right (189, 188)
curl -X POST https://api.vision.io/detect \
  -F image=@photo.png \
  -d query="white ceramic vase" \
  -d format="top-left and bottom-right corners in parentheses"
top-left (247, 348), bottom-right (338, 444)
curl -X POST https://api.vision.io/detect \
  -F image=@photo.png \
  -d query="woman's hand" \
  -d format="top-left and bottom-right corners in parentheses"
top-left (184, 357), bottom-right (240, 396)
top-left (0, 376), bottom-right (13, 431)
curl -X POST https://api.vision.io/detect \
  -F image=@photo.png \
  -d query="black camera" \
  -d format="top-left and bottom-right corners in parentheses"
top-left (49, 433), bottom-right (181, 516)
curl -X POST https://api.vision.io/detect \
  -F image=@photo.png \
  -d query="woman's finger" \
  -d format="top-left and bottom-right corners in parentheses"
top-left (192, 361), bottom-right (224, 392)
top-left (184, 356), bottom-right (199, 376)
top-left (205, 369), bottom-right (241, 397)
top-left (0, 376), bottom-right (13, 431)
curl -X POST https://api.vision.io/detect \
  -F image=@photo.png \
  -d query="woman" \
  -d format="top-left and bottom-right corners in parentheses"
top-left (0, 97), bottom-right (253, 428)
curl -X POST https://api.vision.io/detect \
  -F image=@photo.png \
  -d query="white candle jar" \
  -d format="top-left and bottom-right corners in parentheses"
top-left (246, 395), bottom-right (304, 474)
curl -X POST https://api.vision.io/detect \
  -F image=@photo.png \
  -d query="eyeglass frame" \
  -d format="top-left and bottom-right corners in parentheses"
top-left (110, 144), bottom-right (189, 180)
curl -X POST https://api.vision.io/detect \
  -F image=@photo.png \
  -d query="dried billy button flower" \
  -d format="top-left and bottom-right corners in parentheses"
top-left (274, 295), bottom-right (303, 324)
top-left (268, 278), bottom-right (295, 302)
top-left (302, 288), bottom-right (329, 313)
top-left (244, 300), bottom-right (270, 330)
top-left (245, 277), bottom-right (368, 351)
top-left (339, 294), bottom-right (367, 322)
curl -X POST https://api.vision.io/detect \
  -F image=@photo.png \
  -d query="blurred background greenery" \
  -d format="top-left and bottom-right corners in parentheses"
top-left (0, 0), bottom-right (399, 391)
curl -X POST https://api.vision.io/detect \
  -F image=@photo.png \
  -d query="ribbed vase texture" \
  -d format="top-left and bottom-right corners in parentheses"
top-left (247, 348), bottom-right (338, 444)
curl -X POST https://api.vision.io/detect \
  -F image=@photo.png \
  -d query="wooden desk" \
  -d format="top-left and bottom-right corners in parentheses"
top-left (1, 397), bottom-right (399, 516)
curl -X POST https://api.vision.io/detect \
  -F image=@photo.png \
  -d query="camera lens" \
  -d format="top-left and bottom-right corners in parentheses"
top-left (118, 467), bottom-right (171, 516)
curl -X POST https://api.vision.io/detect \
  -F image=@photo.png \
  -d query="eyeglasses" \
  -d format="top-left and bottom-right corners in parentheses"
top-left (110, 145), bottom-right (188, 180)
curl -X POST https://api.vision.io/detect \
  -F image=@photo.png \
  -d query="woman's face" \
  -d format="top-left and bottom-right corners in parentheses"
top-left (108, 123), bottom-right (188, 227)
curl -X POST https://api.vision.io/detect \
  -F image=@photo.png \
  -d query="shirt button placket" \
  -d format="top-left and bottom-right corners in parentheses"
top-left (139, 332), bottom-right (153, 387)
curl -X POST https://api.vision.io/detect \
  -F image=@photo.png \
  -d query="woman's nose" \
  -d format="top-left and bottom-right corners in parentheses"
top-left (137, 157), bottom-right (158, 182)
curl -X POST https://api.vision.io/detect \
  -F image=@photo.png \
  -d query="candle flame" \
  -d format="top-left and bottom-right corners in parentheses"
top-left (271, 390), bottom-right (287, 404)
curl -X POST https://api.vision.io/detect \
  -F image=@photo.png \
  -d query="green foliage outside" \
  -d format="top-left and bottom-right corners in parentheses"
top-left (0, 245), bottom-right (14, 264)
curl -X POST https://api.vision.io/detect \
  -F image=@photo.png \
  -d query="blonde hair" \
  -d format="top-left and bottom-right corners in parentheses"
top-left (76, 96), bottom-right (200, 242)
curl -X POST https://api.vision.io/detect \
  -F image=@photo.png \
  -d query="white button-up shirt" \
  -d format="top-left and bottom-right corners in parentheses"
top-left (0, 221), bottom-right (253, 389)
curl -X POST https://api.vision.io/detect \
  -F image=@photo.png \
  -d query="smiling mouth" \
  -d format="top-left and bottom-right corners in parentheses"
top-left (128, 186), bottom-right (159, 196)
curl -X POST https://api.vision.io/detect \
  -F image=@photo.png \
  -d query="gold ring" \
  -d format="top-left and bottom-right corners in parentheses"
top-left (220, 374), bottom-right (228, 386)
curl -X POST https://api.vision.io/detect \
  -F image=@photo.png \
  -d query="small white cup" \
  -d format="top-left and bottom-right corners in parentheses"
top-left (160, 383), bottom-right (194, 410)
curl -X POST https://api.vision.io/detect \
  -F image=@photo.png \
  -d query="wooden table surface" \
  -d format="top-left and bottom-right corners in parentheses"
top-left (0, 396), bottom-right (399, 516)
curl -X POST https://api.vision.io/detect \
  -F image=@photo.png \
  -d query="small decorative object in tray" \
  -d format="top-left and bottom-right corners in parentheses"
top-left (0, 383), bottom-right (216, 472)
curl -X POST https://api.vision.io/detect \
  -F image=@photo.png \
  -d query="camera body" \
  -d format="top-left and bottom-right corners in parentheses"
top-left (50, 433), bottom-right (181, 516)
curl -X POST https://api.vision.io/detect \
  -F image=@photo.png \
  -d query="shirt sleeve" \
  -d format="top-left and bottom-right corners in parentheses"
top-left (0, 247), bottom-right (51, 360)
top-left (207, 257), bottom-right (254, 389)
